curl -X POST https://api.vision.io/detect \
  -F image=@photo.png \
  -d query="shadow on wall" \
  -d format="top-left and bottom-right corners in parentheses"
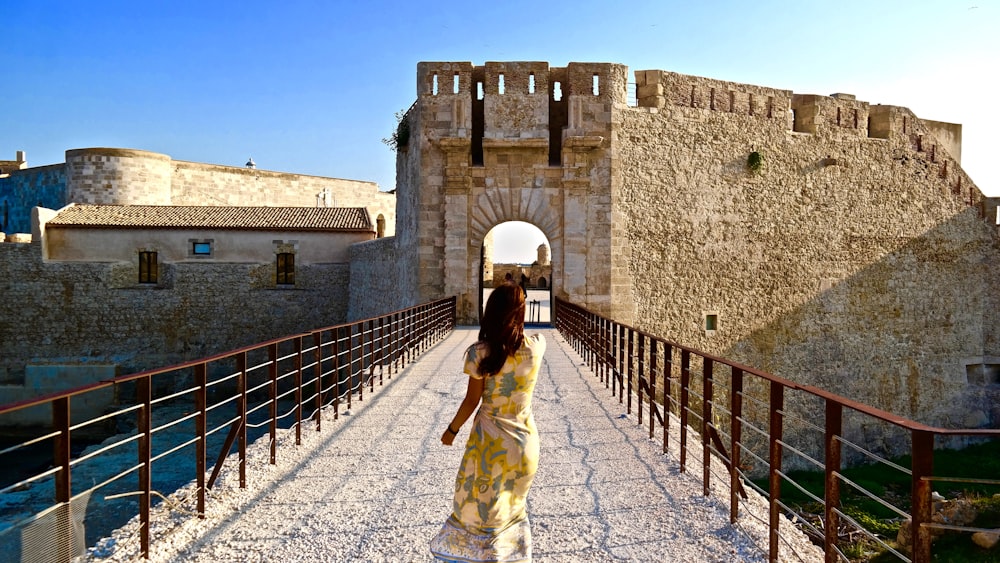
top-left (705, 207), bottom-right (1000, 466)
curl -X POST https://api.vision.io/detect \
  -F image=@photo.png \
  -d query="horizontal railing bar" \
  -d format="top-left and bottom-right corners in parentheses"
top-left (150, 436), bottom-right (200, 464)
top-left (835, 436), bottom-right (913, 476)
top-left (836, 472), bottom-right (910, 520)
top-left (775, 440), bottom-right (824, 471)
top-left (150, 385), bottom-right (198, 407)
top-left (70, 433), bottom-right (143, 468)
top-left (0, 465), bottom-right (62, 495)
top-left (150, 411), bottom-right (201, 436)
top-left (72, 462), bottom-right (146, 504)
top-left (70, 403), bottom-right (144, 432)
top-left (0, 430), bottom-right (61, 457)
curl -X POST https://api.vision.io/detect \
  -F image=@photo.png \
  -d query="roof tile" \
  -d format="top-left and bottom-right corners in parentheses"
top-left (46, 205), bottom-right (373, 232)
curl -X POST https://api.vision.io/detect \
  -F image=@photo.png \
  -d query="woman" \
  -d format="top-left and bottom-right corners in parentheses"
top-left (430, 282), bottom-right (547, 563)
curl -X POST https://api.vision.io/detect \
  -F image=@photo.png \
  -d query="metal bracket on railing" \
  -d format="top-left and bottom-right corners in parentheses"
top-left (207, 418), bottom-right (244, 490)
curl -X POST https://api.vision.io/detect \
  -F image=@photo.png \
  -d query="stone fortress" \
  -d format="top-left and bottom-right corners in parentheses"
top-left (2, 61), bottom-right (999, 455)
top-left (486, 240), bottom-right (552, 289)
top-left (367, 60), bottom-right (1000, 455)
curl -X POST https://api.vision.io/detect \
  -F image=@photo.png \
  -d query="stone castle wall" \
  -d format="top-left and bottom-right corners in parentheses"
top-left (347, 236), bottom-right (411, 321)
top-left (617, 69), bottom-right (1000, 450)
top-left (1, 148), bottom-right (397, 236)
top-left (398, 60), bottom-right (1000, 463)
top-left (0, 240), bottom-right (350, 389)
top-left (0, 164), bottom-right (66, 234)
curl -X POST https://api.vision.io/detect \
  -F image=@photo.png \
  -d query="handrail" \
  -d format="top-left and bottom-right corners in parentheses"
top-left (0, 296), bottom-right (456, 561)
top-left (553, 297), bottom-right (1000, 563)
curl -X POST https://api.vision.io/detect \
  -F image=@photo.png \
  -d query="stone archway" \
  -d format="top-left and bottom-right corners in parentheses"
top-left (402, 61), bottom-right (635, 325)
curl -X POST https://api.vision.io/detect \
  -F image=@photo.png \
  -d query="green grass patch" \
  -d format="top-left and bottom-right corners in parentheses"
top-left (751, 439), bottom-right (1000, 561)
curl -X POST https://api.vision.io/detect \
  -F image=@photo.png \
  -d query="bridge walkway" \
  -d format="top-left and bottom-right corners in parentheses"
top-left (106, 328), bottom-right (815, 562)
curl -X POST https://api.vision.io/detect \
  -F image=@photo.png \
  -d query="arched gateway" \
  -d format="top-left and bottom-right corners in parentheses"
top-left (394, 61), bottom-right (635, 325)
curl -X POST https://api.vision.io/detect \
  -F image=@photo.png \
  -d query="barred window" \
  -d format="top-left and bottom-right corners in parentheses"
top-left (277, 252), bottom-right (295, 285)
top-left (139, 251), bottom-right (157, 284)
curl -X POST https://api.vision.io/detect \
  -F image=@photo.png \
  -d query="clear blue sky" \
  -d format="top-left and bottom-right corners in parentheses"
top-left (4, 0), bottom-right (997, 262)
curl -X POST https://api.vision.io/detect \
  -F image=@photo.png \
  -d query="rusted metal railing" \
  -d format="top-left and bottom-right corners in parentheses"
top-left (0, 296), bottom-right (456, 561)
top-left (554, 297), bottom-right (1000, 563)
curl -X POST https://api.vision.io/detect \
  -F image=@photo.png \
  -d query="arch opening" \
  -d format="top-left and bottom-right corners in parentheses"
top-left (480, 221), bottom-right (552, 326)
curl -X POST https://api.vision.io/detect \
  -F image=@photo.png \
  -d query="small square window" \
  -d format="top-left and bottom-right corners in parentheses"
top-left (277, 252), bottom-right (295, 285)
top-left (138, 251), bottom-right (157, 284)
top-left (192, 242), bottom-right (211, 255)
top-left (704, 313), bottom-right (718, 332)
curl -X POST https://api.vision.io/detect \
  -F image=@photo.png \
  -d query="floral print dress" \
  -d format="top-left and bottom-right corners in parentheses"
top-left (430, 334), bottom-right (546, 563)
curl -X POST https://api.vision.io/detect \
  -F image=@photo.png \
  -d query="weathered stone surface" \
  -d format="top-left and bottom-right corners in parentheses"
top-left (973, 530), bottom-right (1000, 549)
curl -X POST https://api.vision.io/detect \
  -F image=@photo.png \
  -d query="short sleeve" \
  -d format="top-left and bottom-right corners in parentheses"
top-left (463, 343), bottom-right (485, 380)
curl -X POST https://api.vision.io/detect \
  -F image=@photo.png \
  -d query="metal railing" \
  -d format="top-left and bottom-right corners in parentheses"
top-left (0, 296), bottom-right (456, 561)
top-left (554, 297), bottom-right (1000, 563)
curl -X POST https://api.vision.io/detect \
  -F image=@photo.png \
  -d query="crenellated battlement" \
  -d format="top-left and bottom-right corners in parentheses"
top-left (636, 70), bottom-right (792, 122)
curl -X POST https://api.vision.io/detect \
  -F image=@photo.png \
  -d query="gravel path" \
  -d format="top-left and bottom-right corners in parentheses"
top-left (88, 328), bottom-right (822, 562)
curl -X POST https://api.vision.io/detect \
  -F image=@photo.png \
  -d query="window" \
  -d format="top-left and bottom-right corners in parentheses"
top-left (192, 242), bottom-right (211, 255)
top-left (138, 251), bottom-right (157, 284)
top-left (376, 214), bottom-right (385, 238)
top-left (704, 313), bottom-right (719, 333)
top-left (277, 252), bottom-right (295, 285)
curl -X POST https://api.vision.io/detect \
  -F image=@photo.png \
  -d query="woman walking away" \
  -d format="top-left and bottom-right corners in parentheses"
top-left (430, 282), bottom-right (547, 563)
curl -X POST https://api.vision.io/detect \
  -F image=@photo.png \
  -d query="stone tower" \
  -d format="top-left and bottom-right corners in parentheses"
top-left (394, 61), bottom-right (634, 324)
top-left (537, 243), bottom-right (549, 266)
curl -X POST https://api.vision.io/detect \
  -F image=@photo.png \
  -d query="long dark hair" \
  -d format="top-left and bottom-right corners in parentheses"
top-left (477, 282), bottom-right (526, 376)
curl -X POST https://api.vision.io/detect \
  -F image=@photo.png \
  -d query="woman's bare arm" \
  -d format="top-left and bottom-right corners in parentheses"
top-left (441, 376), bottom-right (485, 445)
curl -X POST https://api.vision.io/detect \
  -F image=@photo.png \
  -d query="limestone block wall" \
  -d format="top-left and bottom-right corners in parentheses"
top-left (170, 161), bottom-right (396, 236)
top-left (0, 242), bottom-right (350, 402)
top-left (406, 61), bottom-right (632, 324)
top-left (2, 148), bottom-right (396, 240)
top-left (0, 164), bottom-right (66, 234)
top-left (618, 69), bottom-right (1000, 459)
top-left (347, 236), bottom-right (410, 321)
top-left (67, 148), bottom-right (173, 205)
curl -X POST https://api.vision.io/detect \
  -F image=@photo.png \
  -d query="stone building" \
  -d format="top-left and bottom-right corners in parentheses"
top-left (0, 149), bottom-right (392, 408)
top-left (349, 60), bottom-right (1000, 456)
top-left (490, 243), bottom-right (552, 289)
top-left (0, 147), bottom-right (396, 238)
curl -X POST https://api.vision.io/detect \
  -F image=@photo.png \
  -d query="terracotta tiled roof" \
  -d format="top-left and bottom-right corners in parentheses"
top-left (46, 205), bottom-right (373, 232)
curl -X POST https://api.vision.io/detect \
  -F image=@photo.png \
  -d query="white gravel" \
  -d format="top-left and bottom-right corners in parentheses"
top-left (85, 328), bottom-right (822, 562)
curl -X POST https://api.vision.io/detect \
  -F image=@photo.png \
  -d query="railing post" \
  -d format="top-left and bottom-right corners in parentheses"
top-left (137, 377), bottom-right (152, 556)
top-left (618, 323), bottom-right (626, 403)
top-left (268, 343), bottom-right (278, 465)
top-left (768, 381), bottom-right (784, 563)
top-left (730, 367), bottom-right (743, 524)
top-left (663, 344), bottom-right (673, 454)
top-left (637, 332), bottom-right (645, 425)
top-left (627, 328), bottom-right (634, 415)
top-left (237, 352), bottom-right (247, 488)
top-left (702, 358), bottom-right (713, 496)
top-left (294, 337), bottom-right (303, 445)
top-left (195, 363), bottom-right (207, 517)
top-left (679, 349), bottom-right (691, 472)
top-left (334, 327), bottom-right (342, 418)
top-left (911, 430), bottom-right (934, 563)
top-left (313, 331), bottom-right (322, 431)
top-left (648, 338), bottom-right (657, 439)
top-left (824, 400), bottom-right (842, 563)
top-left (371, 319), bottom-right (377, 390)
top-left (379, 316), bottom-right (386, 382)
top-left (355, 322), bottom-right (363, 403)
top-left (53, 396), bottom-right (73, 561)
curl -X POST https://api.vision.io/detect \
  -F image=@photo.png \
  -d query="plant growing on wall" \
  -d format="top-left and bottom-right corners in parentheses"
top-left (381, 109), bottom-right (410, 152)
top-left (747, 150), bottom-right (763, 173)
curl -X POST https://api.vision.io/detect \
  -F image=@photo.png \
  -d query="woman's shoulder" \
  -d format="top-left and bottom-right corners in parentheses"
top-left (465, 341), bottom-right (487, 361)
